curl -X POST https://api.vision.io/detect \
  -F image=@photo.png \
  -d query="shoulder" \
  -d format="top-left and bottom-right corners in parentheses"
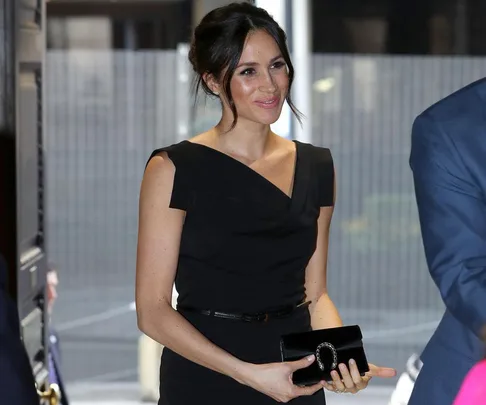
top-left (414, 78), bottom-right (486, 132)
top-left (142, 153), bottom-right (176, 202)
top-left (298, 142), bottom-right (335, 206)
top-left (148, 140), bottom-right (193, 166)
top-left (297, 141), bottom-right (333, 168)
top-left (146, 140), bottom-right (202, 176)
top-left (411, 79), bottom-right (486, 171)
top-left (144, 141), bottom-right (193, 192)
top-left (144, 141), bottom-right (194, 210)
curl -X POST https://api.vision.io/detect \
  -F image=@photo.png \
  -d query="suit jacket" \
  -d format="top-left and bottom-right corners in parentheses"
top-left (0, 254), bottom-right (39, 405)
top-left (408, 78), bottom-right (486, 405)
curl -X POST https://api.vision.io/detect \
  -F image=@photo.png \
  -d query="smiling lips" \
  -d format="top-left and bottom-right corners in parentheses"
top-left (254, 96), bottom-right (279, 109)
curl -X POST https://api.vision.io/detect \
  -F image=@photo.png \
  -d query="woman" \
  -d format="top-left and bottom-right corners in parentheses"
top-left (453, 328), bottom-right (486, 405)
top-left (136, 3), bottom-right (396, 404)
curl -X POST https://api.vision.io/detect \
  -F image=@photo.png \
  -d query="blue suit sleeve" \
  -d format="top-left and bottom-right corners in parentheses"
top-left (410, 114), bottom-right (486, 338)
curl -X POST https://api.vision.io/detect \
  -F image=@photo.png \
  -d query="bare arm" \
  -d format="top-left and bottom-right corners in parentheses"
top-left (136, 153), bottom-right (341, 402)
top-left (305, 171), bottom-right (342, 329)
top-left (304, 169), bottom-right (396, 394)
top-left (135, 153), bottom-right (247, 383)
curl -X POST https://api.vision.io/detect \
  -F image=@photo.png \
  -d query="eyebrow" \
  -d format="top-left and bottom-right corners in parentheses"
top-left (237, 55), bottom-right (283, 69)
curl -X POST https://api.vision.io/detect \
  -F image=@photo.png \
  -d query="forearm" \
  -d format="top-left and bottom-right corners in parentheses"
top-left (310, 293), bottom-right (343, 330)
top-left (139, 305), bottom-right (251, 384)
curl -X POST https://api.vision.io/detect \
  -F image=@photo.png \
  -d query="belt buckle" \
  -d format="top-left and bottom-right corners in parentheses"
top-left (255, 312), bottom-right (269, 322)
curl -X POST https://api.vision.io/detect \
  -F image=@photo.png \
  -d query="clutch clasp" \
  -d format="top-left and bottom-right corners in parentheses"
top-left (315, 342), bottom-right (338, 371)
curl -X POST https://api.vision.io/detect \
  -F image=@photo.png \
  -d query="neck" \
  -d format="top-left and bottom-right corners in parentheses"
top-left (214, 115), bottom-right (274, 160)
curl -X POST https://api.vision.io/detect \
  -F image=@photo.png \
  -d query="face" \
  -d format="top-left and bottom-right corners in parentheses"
top-left (219, 30), bottom-right (289, 126)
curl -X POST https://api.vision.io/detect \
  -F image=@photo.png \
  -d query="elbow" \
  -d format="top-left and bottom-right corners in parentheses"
top-left (136, 309), bottom-right (150, 335)
top-left (136, 302), bottom-right (172, 342)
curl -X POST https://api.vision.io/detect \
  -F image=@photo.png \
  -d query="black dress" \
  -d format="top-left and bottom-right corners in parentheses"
top-left (147, 140), bottom-right (334, 405)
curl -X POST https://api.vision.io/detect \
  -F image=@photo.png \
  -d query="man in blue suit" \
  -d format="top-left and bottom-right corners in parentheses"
top-left (409, 78), bottom-right (486, 404)
top-left (0, 253), bottom-right (39, 405)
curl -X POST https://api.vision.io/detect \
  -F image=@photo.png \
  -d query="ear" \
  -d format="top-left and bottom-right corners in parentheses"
top-left (202, 72), bottom-right (221, 96)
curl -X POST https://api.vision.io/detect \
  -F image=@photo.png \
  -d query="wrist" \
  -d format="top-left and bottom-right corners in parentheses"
top-left (229, 360), bottom-right (255, 386)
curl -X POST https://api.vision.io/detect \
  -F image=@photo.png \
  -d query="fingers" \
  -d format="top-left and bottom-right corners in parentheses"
top-left (322, 380), bottom-right (334, 392)
top-left (323, 360), bottom-right (371, 394)
top-left (286, 358), bottom-right (395, 399)
top-left (288, 355), bottom-right (315, 371)
top-left (330, 370), bottom-right (346, 392)
top-left (348, 359), bottom-right (364, 385)
top-left (338, 363), bottom-right (359, 393)
top-left (293, 381), bottom-right (324, 397)
top-left (368, 363), bottom-right (397, 378)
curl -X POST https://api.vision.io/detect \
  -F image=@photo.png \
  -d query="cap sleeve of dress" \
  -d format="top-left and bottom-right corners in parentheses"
top-left (145, 143), bottom-right (189, 211)
top-left (314, 146), bottom-right (335, 207)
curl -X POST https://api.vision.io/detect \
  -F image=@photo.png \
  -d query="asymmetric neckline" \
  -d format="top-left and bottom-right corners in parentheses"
top-left (183, 140), bottom-right (300, 201)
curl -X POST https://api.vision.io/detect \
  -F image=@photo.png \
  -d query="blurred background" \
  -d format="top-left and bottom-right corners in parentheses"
top-left (37, 0), bottom-right (486, 403)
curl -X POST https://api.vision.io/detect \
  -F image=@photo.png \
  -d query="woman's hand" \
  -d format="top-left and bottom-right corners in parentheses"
top-left (323, 361), bottom-right (397, 394)
top-left (241, 355), bottom-right (325, 403)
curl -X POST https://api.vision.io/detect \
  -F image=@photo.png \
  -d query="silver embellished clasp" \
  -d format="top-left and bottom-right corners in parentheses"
top-left (315, 342), bottom-right (338, 371)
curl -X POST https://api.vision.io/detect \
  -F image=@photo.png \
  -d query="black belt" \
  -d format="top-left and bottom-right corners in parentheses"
top-left (178, 300), bottom-right (311, 323)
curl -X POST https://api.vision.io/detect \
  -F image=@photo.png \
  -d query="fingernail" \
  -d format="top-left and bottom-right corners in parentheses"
top-left (307, 354), bottom-right (315, 361)
top-left (339, 363), bottom-right (346, 370)
top-left (349, 359), bottom-right (356, 365)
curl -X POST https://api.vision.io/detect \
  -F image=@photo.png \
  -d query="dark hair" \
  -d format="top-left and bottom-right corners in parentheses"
top-left (188, 2), bottom-right (302, 130)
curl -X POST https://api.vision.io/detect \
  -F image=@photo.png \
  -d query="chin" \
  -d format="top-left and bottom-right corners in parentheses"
top-left (253, 116), bottom-right (278, 125)
top-left (253, 109), bottom-right (283, 126)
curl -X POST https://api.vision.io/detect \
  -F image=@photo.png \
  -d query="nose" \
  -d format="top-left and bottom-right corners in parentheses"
top-left (258, 71), bottom-right (277, 93)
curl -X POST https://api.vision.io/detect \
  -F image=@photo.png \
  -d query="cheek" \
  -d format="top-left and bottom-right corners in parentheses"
top-left (230, 77), bottom-right (258, 105)
top-left (274, 71), bottom-right (289, 92)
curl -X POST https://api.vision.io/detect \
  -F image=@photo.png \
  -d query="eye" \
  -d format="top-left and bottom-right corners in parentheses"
top-left (271, 61), bottom-right (286, 69)
top-left (239, 68), bottom-right (256, 76)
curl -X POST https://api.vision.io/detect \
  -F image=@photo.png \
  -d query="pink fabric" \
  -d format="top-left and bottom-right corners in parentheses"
top-left (453, 360), bottom-right (486, 405)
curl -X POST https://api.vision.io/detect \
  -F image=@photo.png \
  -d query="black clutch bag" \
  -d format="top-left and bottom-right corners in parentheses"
top-left (280, 325), bottom-right (370, 386)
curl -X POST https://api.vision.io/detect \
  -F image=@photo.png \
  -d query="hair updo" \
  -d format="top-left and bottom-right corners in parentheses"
top-left (188, 2), bottom-right (302, 129)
